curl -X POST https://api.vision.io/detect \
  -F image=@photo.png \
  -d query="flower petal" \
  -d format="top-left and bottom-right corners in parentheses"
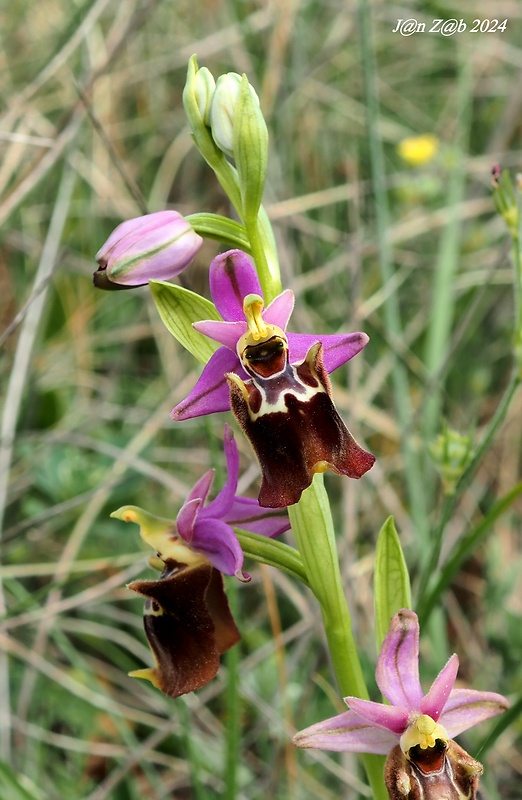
top-left (192, 517), bottom-right (246, 578)
top-left (209, 250), bottom-right (261, 321)
top-left (224, 496), bottom-right (290, 537)
top-left (346, 697), bottom-right (409, 735)
top-left (264, 289), bottom-right (295, 330)
top-left (95, 211), bottom-right (182, 261)
top-left (293, 710), bottom-right (398, 755)
top-left (185, 469), bottom-right (215, 505)
top-left (227, 342), bottom-right (375, 507)
top-left (171, 347), bottom-right (244, 420)
top-left (202, 424), bottom-right (238, 519)
top-left (420, 654), bottom-right (459, 721)
top-left (193, 319), bottom-right (247, 350)
top-left (176, 497), bottom-right (201, 544)
top-left (107, 235), bottom-right (199, 284)
top-left (376, 609), bottom-right (424, 710)
top-left (439, 689), bottom-right (510, 738)
top-left (97, 211), bottom-right (201, 286)
top-left (287, 331), bottom-right (369, 373)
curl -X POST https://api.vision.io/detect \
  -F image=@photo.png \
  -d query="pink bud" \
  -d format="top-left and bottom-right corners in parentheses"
top-left (94, 211), bottom-right (202, 288)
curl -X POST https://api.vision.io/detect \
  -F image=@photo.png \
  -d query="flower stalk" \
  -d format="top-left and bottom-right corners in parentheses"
top-left (289, 475), bottom-right (387, 800)
top-left (243, 215), bottom-right (282, 304)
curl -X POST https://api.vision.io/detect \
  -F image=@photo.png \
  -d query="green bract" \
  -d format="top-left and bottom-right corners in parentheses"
top-left (185, 213), bottom-right (250, 251)
top-left (374, 516), bottom-right (412, 649)
top-left (234, 75), bottom-right (268, 225)
top-left (149, 280), bottom-right (220, 364)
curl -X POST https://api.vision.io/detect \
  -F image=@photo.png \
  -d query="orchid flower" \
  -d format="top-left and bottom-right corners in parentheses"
top-left (172, 249), bottom-right (375, 507)
top-left (294, 609), bottom-right (509, 798)
top-left (112, 425), bottom-right (289, 698)
top-left (94, 211), bottom-right (202, 288)
top-left (172, 249), bottom-right (369, 419)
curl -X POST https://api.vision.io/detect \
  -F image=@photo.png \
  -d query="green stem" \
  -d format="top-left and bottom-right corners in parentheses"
top-left (235, 528), bottom-right (308, 585)
top-left (358, 0), bottom-right (429, 550)
top-left (289, 478), bottom-right (366, 695)
top-left (289, 476), bottom-right (387, 800)
top-left (417, 208), bottom-right (522, 613)
top-left (421, 55), bottom-right (471, 447)
top-left (419, 479), bottom-right (522, 623)
top-left (179, 700), bottom-right (205, 800)
top-left (514, 185), bottom-right (522, 374)
top-left (224, 580), bottom-right (240, 800)
top-left (417, 370), bottom-right (521, 620)
top-left (244, 209), bottom-right (282, 303)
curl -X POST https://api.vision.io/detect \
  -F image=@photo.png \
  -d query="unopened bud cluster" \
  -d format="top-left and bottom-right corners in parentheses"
top-left (429, 425), bottom-right (473, 495)
top-left (186, 63), bottom-right (261, 162)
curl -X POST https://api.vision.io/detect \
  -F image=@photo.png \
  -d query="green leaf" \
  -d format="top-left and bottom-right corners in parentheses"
top-left (374, 516), bottom-right (412, 649)
top-left (185, 213), bottom-right (250, 251)
top-left (149, 280), bottom-right (220, 364)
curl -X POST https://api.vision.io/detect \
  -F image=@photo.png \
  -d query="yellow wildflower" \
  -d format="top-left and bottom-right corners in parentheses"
top-left (397, 134), bottom-right (439, 167)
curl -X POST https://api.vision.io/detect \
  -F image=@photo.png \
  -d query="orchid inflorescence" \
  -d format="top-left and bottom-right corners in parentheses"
top-left (94, 55), bottom-right (510, 798)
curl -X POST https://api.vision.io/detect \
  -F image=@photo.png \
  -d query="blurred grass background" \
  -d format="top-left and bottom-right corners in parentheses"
top-left (1, 0), bottom-right (521, 797)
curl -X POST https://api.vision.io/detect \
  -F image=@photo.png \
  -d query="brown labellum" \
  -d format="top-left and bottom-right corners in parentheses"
top-left (228, 340), bottom-right (375, 507)
top-left (128, 560), bottom-right (240, 698)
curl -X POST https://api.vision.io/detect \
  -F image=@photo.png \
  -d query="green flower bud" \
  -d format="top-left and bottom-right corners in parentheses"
top-left (192, 66), bottom-right (215, 126)
top-left (209, 72), bottom-right (260, 159)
